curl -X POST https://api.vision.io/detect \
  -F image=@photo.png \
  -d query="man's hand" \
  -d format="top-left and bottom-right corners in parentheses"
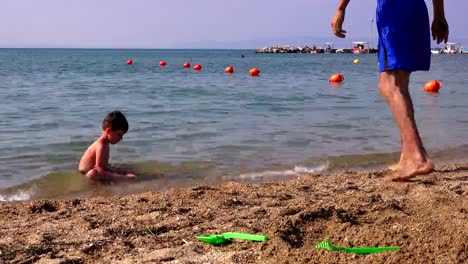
top-left (331, 10), bottom-right (347, 38)
top-left (431, 17), bottom-right (449, 44)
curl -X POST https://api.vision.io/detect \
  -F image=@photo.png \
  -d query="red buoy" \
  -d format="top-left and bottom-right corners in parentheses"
top-left (225, 66), bottom-right (234, 74)
top-left (249, 68), bottom-right (260, 76)
top-left (193, 64), bottom-right (202, 71)
top-left (424, 80), bottom-right (442, 93)
top-left (126, 59), bottom-right (133, 65)
top-left (183, 62), bottom-right (191, 68)
top-left (160, 61), bottom-right (167, 66)
top-left (329, 73), bottom-right (344, 83)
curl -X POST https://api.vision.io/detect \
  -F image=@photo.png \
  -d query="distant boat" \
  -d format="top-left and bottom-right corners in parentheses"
top-left (323, 42), bottom-right (336, 53)
top-left (352, 41), bottom-right (370, 54)
top-left (441, 43), bottom-right (461, 54)
top-left (431, 47), bottom-right (442, 54)
top-left (309, 45), bottom-right (324, 54)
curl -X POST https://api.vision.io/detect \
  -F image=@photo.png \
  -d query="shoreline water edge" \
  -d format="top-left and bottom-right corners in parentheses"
top-left (1, 145), bottom-right (467, 202)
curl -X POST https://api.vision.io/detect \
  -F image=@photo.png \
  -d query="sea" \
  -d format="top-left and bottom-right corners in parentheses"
top-left (1, 49), bottom-right (467, 201)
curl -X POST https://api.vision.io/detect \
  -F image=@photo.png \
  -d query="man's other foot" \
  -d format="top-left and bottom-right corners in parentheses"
top-left (384, 161), bottom-right (434, 182)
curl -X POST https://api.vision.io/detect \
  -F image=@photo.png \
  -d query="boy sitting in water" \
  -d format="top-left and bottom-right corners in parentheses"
top-left (79, 111), bottom-right (136, 181)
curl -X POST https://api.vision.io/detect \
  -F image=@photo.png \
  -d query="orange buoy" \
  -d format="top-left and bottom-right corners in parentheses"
top-left (183, 62), bottom-right (191, 68)
top-left (423, 80), bottom-right (442, 93)
top-left (329, 73), bottom-right (344, 83)
top-left (225, 66), bottom-right (234, 74)
top-left (160, 61), bottom-right (167, 66)
top-left (193, 64), bottom-right (202, 71)
top-left (249, 67), bottom-right (260, 76)
top-left (126, 59), bottom-right (133, 65)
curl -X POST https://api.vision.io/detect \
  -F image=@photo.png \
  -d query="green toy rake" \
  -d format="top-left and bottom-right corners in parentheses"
top-left (315, 237), bottom-right (400, 254)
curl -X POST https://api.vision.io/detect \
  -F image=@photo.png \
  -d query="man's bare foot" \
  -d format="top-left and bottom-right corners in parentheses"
top-left (384, 160), bottom-right (434, 182)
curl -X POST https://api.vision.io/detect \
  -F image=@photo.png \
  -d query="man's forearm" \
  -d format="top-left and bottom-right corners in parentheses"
top-left (432, 0), bottom-right (445, 18)
top-left (337, 0), bottom-right (350, 11)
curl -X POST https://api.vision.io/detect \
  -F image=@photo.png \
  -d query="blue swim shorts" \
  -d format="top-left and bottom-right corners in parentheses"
top-left (376, 0), bottom-right (431, 72)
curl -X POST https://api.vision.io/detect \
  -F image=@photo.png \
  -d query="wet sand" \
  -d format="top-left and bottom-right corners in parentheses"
top-left (0, 163), bottom-right (467, 263)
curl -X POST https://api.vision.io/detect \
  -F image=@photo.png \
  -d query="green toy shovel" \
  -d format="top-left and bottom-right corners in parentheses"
top-left (197, 232), bottom-right (268, 245)
top-left (315, 237), bottom-right (400, 254)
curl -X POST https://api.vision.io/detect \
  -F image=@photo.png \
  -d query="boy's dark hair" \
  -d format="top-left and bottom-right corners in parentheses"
top-left (102, 111), bottom-right (129, 133)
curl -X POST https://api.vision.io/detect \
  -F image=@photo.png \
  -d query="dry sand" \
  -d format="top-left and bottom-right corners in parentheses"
top-left (0, 163), bottom-right (467, 264)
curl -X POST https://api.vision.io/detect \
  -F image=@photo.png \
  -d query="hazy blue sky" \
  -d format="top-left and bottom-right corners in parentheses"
top-left (1, 0), bottom-right (466, 48)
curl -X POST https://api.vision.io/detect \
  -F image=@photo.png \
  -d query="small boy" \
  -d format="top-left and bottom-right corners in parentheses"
top-left (79, 111), bottom-right (136, 181)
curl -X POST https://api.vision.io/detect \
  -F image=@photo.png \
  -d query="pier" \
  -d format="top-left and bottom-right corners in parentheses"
top-left (255, 44), bottom-right (377, 54)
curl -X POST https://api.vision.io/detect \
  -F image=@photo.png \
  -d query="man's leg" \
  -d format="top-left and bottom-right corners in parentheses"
top-left (378, 70), bottom-right (434, 181)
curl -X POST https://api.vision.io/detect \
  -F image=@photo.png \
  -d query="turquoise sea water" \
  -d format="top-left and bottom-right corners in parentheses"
top-left (1, 49), bottom-right (467, 201)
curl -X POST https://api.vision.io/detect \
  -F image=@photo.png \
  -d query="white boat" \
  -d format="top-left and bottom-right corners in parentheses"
top-left (431, 47), bottom-right (442, 54)
top-left (324, 42), bottom-right (334, 53)
top-left (441, 43), bottom-right (460, 54)
top-left (352, 41), bottom-right (369, 54)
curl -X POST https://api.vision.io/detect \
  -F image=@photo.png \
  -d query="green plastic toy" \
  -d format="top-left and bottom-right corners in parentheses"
top-left (197, 232), bottom-right (268, 245)
top-left (315, 237), bottom-right (400, 254)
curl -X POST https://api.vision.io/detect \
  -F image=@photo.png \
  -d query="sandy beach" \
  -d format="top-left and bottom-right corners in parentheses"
top-left (0, 162), bottom-right (466, 264)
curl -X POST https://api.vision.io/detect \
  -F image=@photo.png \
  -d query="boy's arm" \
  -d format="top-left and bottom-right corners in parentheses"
top-left (331, 0), bottom-right (351, 38)
top-left (94, 143), bottom-right (128, 180)
top-left (432, 0), bottom-right (449, 44)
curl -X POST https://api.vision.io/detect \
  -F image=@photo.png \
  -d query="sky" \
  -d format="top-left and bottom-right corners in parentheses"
top-left (1, 0), bottom-right (467, 49)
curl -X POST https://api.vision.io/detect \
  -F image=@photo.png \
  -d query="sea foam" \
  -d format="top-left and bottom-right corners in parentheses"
top-left (0, 188), bottom-right (35, 202)
top-left (238, 163), bottom-right (328, 179)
